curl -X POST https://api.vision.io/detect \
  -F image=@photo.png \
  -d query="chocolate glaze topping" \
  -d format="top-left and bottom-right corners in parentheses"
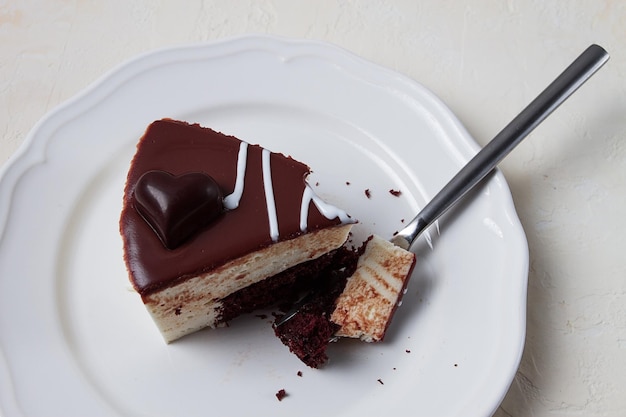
top-left (120, 119), bottom-right (351, 296)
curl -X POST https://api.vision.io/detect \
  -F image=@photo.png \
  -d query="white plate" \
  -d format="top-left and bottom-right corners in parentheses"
top-left (0, 35), bottom-right (528, 417)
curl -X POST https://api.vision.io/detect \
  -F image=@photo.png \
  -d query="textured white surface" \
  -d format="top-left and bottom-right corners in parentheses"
top-left (0, 1), bottom-right (624, 416)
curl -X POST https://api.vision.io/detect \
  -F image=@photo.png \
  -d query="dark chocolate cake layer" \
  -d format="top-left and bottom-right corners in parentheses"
top-left (273, 246), bottom-right (361, 368)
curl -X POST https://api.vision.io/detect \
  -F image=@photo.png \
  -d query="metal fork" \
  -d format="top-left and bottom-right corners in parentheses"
top-left (391, 44), bottom-right (609, 250)
top-left (275, 44), bottom-right (609, 329)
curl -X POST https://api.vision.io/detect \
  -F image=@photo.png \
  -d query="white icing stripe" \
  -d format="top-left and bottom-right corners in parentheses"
top-left (300, 186), bottom-right (314, 231)
top-left (262, 149), bottom-right (279, 241)
top-left (300, 184), bottom-right (351, 232)
top-left (223, 142), bottom-right (349, 241)
top-left (223, 142), bottom-right (248, 210)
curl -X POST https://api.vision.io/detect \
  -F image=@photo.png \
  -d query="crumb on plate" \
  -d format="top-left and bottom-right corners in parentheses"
top-left (276, 389), bottom-right (287, 401)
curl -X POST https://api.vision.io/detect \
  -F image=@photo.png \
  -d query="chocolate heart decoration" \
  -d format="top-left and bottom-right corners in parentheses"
top-left (134, 170), bottom-right (224, 249)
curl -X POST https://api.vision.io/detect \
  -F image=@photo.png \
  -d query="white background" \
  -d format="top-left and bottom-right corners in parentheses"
top-left (1, 1), bottom-right (624, 416)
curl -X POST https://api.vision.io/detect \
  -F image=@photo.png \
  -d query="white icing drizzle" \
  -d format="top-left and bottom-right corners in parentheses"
top-left (222, 141), bottom-right (349, 241)
top-left (223, 142), bottom-right (248, 210)
top-left (262, 149), bottom-right (279, 241)
top-left (300, 184), bottom-right (351, 232)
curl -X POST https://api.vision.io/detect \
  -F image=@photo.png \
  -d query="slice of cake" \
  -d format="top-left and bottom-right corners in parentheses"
top-left (120, 119), bottom-right (354, 342)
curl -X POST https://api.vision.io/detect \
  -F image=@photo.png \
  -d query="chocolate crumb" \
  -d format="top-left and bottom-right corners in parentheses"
top-left (401, 218), bottom-right (405, 223)
top-left (454, 363), bottom-right (458, 367)
top-left (365, 189), bottom-right (371, 199)
top-left (174, 307), bottom-right (182, 316)
top-left (255, 314), bottom-right (268, 320)
top-left (389, 189), bottom-right (402, 197)
top-left (405, 349), bottom-right (411, 353)
top-left (276, 389), bottom-right (287, 401)
top-left (346, 181), bottom-right (351, 185)
top-left (377, 378), bottom-right (384, 385)
top-left (297, 371), bottom-right (303, 377)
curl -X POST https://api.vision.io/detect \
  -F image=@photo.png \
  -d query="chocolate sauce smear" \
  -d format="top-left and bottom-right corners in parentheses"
top-left (134, 170), bottom-right (224, 249)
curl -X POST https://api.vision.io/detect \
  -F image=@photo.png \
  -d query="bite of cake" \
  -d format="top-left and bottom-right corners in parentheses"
top-left (273, 235), bottom-right (415, 367)
top-left (331, 235), bottom-right (416, 342)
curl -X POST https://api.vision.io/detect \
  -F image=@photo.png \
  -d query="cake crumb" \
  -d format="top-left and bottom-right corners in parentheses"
top-left (346, 181), bottom-right (351, 185)
top-left (405, 349), bottom-right (411, 353)
top-left (364, 189), bottom-right (371, 199)
top-left (297, 371), bottom-right (303, 377)
top-left (389, 189), bottom-right (402, 197)
top-left (276, 389), bottom-right (287, 401)
top-left (454, 363), bottom-right (459, 367)
top-left (377, 378), bottom-right (384, 385)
